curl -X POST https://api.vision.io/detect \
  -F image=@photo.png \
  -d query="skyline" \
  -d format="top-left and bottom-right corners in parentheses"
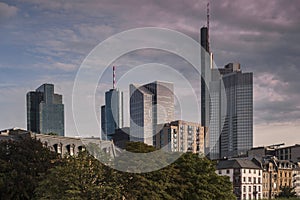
top-left (1, 0), bottom-right (300, 146)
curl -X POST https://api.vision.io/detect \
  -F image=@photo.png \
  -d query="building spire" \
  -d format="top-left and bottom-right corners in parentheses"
top-left (113, 66), bottom-right (116, 89)
top-left (207, 1), bottom-right (210, 53)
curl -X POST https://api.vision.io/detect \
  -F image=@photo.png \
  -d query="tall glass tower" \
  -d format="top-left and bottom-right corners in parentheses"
top-left (102, 89), bottom-right (124, 137)
top-left (209, 63), bottom-right (253, 159)
top-left (27, 83), bottom-right (64, 136)
top-left (129, 81), bottom-right (174, 146)
top-left (100, 66), bottom-right (124, 139)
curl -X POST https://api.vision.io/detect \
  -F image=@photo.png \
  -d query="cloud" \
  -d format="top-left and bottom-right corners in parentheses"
top-left (0, 2), bottom-right (18, 20)
top-left (1, 0), bottom-right (300, 144)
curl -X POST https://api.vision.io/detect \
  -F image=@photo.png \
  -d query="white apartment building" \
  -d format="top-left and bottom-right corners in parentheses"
top-left (216, 159), bottom-right (263, 200)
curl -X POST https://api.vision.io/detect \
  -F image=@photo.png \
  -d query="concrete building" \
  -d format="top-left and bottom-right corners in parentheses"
top-left (216, 158), bottom-right (263, 200)
top-left (27, 83), bottom-right (64, 136)
top-left (276, 145), bottom-right (300, 163)
top-left (129, 81), bottom-right (174, 146)
top-left (154, 120), bottom-right (204, 154)
top-left (248, 144), bottom-right (300, 163)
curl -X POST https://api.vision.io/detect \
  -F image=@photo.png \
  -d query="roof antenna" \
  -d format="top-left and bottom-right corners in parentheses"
top-left (207, 1), bottom-right (210, 53)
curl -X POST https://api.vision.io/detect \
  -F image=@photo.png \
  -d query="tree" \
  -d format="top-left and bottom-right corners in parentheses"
top-left (277, 186), bottom-right (297, 198)
top-left (0, 136), bottom-right (59, 200)
top-left (116, 142), bottom-right (236, 200)
top-left (34, 151), bottom-right (123, 200)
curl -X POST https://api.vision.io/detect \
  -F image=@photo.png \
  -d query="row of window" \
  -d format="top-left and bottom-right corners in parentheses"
top-left (243, 185), bottom-right (261, 193)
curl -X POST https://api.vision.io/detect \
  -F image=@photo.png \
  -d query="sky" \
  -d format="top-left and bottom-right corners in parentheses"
top-left (0, 0), bottom-right (300, 147)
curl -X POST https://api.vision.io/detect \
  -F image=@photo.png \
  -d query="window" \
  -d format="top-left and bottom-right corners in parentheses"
top-left (253, 177), bottom-right (256, 184)
top-left (248, 177), bottom-right (252, 182)
top-left (243, 186), bottom-right (246, 192)
top-left (249, 169), bottom-right (251, 173)
top-left (254, 170), bottom-right (256, 174)
top-left (226, 169), bottom-right (230, 174)
top-left (258, 177), bottom-right (261, 184)
top-left (249, 186), bottom-right (252, 192)
top-left (218, 170), bottom-right (222, 174)
top-left (243, 177), bottom-right (246, 182)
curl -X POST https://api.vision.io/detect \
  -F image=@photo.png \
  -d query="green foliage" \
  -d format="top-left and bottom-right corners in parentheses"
top-left (0, 137), bottom-right (58, 200)
top-left (34, 151), bottom-right (123, 200)
top-left (1, 139), bottom-right (235, 200)
top-left (277, 186), bottom-right (297, 198)
top-left (113, 142), bottom-right (236, 200)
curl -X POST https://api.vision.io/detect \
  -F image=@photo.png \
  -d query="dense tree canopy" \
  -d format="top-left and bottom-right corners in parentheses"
top-left (0, 136), bottom-right (58, 200)
top-left (1, 138), bottom-right (235, 200)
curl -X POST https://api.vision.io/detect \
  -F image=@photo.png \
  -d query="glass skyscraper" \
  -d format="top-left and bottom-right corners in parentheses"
top-left (208, 63), bottom-right (253, 159)
top-left (27, 83), bottom-right (64, 136)
top-left (129, 81), bottom-right (174, 146)
top-left (101, 88), bottom-right (124, 138)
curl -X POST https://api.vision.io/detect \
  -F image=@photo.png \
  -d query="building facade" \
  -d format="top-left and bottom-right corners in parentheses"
top-left (216, 159), bottom-right (263, 200)
top-left (154, 120), bottom-right (204, 154)
top-left (208, 63), bottom-right (253, 159)
top-left (293, 166), bottom-right (300, 197)
top-left (101, 88), bottom-right (124, 138)
top-left (129, 81), bottom-right (174, 146)
top-left (27, 83), bottom-right (64, 136)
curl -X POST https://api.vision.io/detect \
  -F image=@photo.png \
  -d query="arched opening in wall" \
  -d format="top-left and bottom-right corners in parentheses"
top-left (53, 143), bottom-right (62, 154)
top-left (78, 145), bottom-right (85, 152)
top-left (66, 144), bottom-right (75, 156)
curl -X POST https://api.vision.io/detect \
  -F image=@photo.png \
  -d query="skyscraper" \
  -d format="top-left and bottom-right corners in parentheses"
top-left (102, 89), bottom-right (124, 136)
top-left (129, 81), bottom-right (174, 146)
top-left (27, 83), bottom-right (64, 136)
top-left (200, 26), bottom-right (213, 155)
top-left (101, 66), bottom-right (124, 138)
top-left (209, 63), bottom-right (253, 159)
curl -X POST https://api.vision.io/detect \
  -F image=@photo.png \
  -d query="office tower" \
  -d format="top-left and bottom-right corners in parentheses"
top-left (103, 89), bottom-right (124, 136)
top-left (101, 66), bottom-right (124, 139)
top-left (130, 81), bottom-right (174, 146)
top-left (27, 83), bottom-right (64, 136)
top-left (209, 63), bottom-right (253, 159)
top-left (200, 26), bottom-right (213, 156)
top-left (154, 120), bottom-right (205, 154)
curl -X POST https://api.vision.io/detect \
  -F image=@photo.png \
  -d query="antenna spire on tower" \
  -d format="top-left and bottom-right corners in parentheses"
top-left (207, 1), bottom-right (210, 53)
top-left (113, 66), bottom-right (116, 89)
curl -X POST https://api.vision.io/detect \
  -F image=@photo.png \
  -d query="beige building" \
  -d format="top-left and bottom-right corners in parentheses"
top-left (259, 157), bottom-right (298, 199)
top-left (154, 120), bottom-right (204, 154)
top-left (261, 157), bottom-right (278, 199)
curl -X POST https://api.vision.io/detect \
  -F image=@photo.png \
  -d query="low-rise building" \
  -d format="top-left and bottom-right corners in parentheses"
top-left (154, 120), bottom-right (204, 154)
top-left (0, 128), bottom-right (116, 158)
top-left (216, 159), bottom-right (263, 200)
top-left (293, 164), bottom-right (300, 197)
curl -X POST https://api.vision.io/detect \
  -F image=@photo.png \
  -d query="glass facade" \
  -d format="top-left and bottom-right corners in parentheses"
top-left (102, 89), bottom-right (124, 137)
top-left (129, 81), bottom-right (174, 146)
top-left (26, 84), bottom-right (64, 136)
top-left (208, 64), bottom-right (253, 159)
